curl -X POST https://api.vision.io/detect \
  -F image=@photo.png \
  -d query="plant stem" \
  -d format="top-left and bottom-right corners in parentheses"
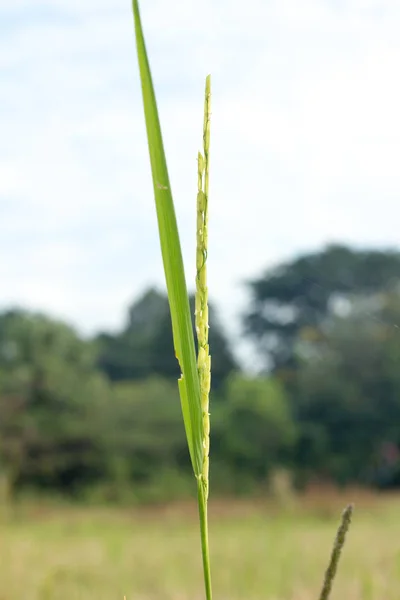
top-left (197, 478), bottom-right (212, 600)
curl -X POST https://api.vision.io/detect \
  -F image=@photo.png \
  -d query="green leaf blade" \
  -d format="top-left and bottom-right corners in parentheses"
top-left (132, 0), bottom-right (203, 477)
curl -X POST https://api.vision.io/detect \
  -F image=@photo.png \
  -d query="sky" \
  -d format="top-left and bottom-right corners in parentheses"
top-left (1, 0), bottom-right (400, 363)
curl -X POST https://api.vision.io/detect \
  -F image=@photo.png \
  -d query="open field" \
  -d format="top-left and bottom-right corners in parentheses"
top-left (0, 491), bottom-right (399, 600)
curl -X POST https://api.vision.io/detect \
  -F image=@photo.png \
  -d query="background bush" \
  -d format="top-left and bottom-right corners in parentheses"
top-left (1, 243), bottom-right (400, 501)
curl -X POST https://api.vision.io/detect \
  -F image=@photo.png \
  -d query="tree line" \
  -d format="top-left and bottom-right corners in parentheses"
top-left (1, 243), bottom-right (400, 501)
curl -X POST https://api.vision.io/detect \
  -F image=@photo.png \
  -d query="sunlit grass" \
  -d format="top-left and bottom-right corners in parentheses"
top-left (0, 496), bottom-right (398, 599)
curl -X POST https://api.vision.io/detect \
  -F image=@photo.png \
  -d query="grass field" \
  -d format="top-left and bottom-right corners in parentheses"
top-left (0, 491), bottom-right (399, 599)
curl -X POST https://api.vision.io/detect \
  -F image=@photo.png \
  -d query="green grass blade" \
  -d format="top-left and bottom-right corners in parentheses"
top-left (131, 0), bottom-right (203, 477)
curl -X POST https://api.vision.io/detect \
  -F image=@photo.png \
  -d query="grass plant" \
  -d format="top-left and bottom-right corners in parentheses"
top-left (0, 497), bottom-right (398, 599)
top-left (131, 2), bottom-right (353, 598)
top-left (132, 1), bottom-right (212, 597)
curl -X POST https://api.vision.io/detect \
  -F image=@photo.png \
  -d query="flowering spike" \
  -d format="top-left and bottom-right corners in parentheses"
top-left (195, 75), bottom-right (211, 498)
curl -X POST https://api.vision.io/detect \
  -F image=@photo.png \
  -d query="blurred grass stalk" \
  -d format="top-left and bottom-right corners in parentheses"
top-left (318, 504), bottom-right (354, 600)
top-left (131, 2), bottom-right (212, 599)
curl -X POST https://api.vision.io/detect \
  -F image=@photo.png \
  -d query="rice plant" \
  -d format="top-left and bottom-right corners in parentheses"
top-left (131, 2), bottom-right (212, 598)
top-left (131, 3), bottom-right (352, 599)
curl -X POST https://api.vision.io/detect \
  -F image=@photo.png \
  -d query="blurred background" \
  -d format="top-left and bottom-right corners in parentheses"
top-left (1, 1), bottom-right (400, 598)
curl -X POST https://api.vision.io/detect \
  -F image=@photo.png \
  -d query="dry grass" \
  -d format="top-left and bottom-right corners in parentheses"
top-left (0, 492), bottom-right (398, 599)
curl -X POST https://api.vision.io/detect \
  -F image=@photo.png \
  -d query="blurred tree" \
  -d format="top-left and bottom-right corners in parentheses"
top-left (243, 244), bottom-right (400, 373)
top-left (96, 288), bottom-right (237, 388)
top-left (294, 294), bottom-right (400, 485)
top-left (0, 310), bottom-right (109, 495)
top-left (96, 378), bottom-right (191, 500)
top-left (95, 290), bottom-right (171, 381)
top-left (1, 244), bottom-right (399, 500)
top-left (214, 375), bottom-right (297, 483)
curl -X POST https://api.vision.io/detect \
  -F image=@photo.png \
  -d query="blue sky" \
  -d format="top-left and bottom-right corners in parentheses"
top-left (1, 0), bottom-right (400, 362)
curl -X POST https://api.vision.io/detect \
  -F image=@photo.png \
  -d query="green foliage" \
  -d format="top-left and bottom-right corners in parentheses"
top-left (132, 0), bottom-right (203, 478)
top-left (242, 243), bottom-right (400, 488)
top-left (101, 378), bottom-right (189, 481)
top-left (244, 243), bottom-right (400, 372)
top-left (1, 244), bottom-right (400, 500)
top-left (131, 2), bottom-right (215, 591)
top-left (0, 310), bottom-right (109, 494)
top-left (95, 289), bottom-right (175, 381)
top-left (295, 303), bottom-right (400, 485)
top-left (217, 375), bottom-right (296, 481)
top-left (0, 309), bottom-right (296, 502)
top-left (96, 288), bottom-right (236, 388)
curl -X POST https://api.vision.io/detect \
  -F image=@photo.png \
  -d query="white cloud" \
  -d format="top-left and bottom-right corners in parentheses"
top-left (1, 0), bottom-right (400, 365)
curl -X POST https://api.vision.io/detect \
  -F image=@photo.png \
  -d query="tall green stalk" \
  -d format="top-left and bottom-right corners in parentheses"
top-left (196, 75), bottom-right (212, 600)
top-left (131, 2), bottom-right (212, 598)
